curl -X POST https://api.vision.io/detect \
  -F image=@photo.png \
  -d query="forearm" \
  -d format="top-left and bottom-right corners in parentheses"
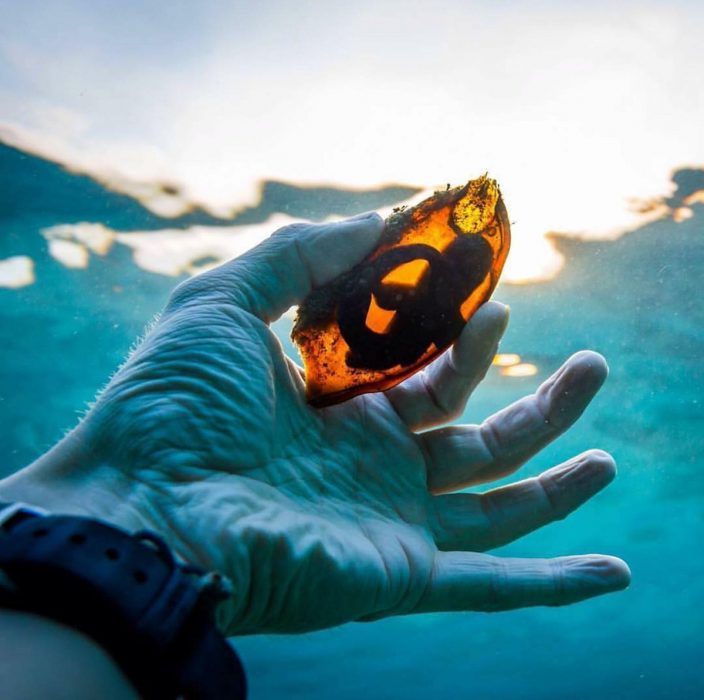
top-left (0, 608), bottom-right (138, 700)
top-left (0, 494), bottom-right (248, 699)
top-left (0, 435), bottom-right (151, 698)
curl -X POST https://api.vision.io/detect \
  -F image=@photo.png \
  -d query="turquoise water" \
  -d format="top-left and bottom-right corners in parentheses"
top-left (1, 142), bottom-right (703, 698)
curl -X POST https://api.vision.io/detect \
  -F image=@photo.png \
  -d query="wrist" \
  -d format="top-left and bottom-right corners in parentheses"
top-left (0, 506), bottom-right (248, 698)
top-left (0, 424), bottom-right (148, 534)
top-left (0, 417), bottom-right (258, 636)
top-left (0, 427), bottom-right (254, 636)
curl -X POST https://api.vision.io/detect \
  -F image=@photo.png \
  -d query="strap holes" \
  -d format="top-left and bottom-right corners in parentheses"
top-left (32, 528), bottom-right (49, 538)
top-left (105, 547), bottom-right (120, 560)
top-left (133, 570), bottom-right (148, 584)
top-left (69, 533), bottom-right (87, 544)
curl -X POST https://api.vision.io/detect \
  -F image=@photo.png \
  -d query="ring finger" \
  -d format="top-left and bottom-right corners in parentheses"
top-left (429, 449), bottom-right (616, 552)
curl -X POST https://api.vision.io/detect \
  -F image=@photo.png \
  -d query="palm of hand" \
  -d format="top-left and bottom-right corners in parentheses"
top-left (41, 215), bottom-right (629, 636)
top-left (98, 299), bottom-right (437, 633)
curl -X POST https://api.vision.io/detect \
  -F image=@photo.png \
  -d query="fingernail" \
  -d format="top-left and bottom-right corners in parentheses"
top-left (562, 555), bottom-right (632, 598)
top-left (548, 450), bottom-right (617, 508)
top-left (582, 555), bottom-right (632, 591)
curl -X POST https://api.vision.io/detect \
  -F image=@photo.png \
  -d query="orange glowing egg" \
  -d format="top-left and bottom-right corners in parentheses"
top-left (292, 175), bottom-right (511, 406)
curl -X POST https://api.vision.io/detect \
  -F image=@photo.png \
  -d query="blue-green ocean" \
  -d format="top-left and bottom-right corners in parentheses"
top-left (1, 142), bottom-right (702, 698)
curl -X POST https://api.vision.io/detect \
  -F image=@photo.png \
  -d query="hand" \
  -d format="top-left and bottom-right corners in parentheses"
top-left (0, 213), bottom-right (630, 635)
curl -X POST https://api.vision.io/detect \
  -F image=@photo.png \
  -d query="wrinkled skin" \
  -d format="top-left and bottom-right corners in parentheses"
top-left (0, 213), bottom-right (630, 636)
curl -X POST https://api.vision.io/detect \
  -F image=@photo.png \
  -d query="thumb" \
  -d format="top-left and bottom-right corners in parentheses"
top-left (170, 213), bottom-right (384, 323)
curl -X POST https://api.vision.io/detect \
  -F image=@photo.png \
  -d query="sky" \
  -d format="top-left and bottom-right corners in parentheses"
top-left (1, 0), bottom-right (703, 282)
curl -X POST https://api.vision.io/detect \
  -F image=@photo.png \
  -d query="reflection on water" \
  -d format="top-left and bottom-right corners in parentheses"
top-left (492, 353), bottom-right (539, 377)
top-left (47, 238), bottom-right (89, 269)
top-left (0, 255), bottom-right (34, 288)
top-left (500, 362), bottom-right (538, 378)
top-left (493, 352), bottom-right (522, 367)
top-left (1, 141), bottom-right (703, 699)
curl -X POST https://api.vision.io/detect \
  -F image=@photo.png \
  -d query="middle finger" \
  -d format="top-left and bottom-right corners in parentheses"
top-left (419, 350), bottom-right (608, 494)
top-left (430, 449), bottom-right (616, 552)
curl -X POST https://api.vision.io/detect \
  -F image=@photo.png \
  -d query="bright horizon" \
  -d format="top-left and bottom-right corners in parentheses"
top-left (2, 0), bottom-right (703, 283)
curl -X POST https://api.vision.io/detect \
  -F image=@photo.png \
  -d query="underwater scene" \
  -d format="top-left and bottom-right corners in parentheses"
top-left (2, 1), bottom-right (704, 697)
top-left (0, 140), bottom-right (702, 698)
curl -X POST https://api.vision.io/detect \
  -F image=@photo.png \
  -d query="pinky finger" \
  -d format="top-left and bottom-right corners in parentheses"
top-left (413, 551), bottom-right (631, 613)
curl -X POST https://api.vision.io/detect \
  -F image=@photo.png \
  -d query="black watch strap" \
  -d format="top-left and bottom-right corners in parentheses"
top-left (0, 502), bottom-right (247, 700)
